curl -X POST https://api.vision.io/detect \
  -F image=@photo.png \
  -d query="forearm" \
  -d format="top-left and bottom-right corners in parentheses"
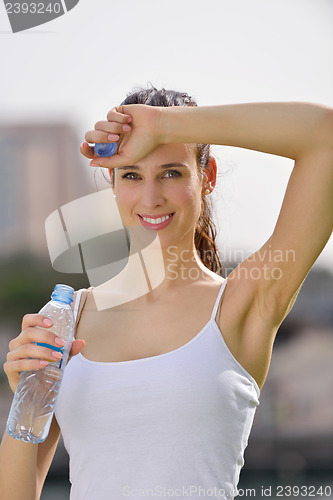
top-left (0, 430), bottom-right (38, 500)
top-left (161, 102), bottom-right (333, 160)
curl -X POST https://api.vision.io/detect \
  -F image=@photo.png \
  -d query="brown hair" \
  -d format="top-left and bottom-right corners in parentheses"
top-left (113, 85), bottom-right (222, 274)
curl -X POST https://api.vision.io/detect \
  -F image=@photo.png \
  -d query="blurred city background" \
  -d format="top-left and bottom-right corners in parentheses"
top-left (1, 0), bottom-right (332, 498)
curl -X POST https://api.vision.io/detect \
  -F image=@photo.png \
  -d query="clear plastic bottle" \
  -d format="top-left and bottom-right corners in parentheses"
top-left (6, 284), bottom-right (75, 443)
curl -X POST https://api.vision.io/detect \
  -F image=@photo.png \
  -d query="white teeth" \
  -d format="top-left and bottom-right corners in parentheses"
top-left (142, 214), bottom-right (172, 224)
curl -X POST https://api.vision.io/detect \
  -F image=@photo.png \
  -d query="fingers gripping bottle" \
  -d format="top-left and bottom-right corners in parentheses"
top-left (6, 284), bottom-right (75, 443)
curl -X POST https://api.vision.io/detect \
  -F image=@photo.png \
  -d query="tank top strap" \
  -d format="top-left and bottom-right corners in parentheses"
top-left (73, 287), bottom-right (93, 327)
top-left (73, 289), bottom-right (85, 323)
top-left (210, 278), bottom-right (228, 321)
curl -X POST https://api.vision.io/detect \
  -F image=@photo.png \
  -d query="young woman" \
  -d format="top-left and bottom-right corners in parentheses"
top-left (1, 87), bottom-right (332, 500)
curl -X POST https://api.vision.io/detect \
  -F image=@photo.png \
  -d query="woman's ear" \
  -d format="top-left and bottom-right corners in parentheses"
top-left (203, 156), bottom-right (217, 191)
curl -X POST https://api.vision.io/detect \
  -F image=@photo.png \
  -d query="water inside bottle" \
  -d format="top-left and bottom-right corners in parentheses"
top-left (7, 364), bottom-right (63, 443)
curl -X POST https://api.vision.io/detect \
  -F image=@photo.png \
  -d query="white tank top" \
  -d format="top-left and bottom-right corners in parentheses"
top-left (55, 278), bottom-right (260, 500)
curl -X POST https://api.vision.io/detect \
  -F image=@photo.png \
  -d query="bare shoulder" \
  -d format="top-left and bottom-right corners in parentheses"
top-left (217, 269), bottom-right (280, 391)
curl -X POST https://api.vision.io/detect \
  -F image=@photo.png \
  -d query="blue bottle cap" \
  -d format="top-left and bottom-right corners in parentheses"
top-left (51, 284), bottom-right (74, 305)
top-left (94, 143), bottom-right (118, 157)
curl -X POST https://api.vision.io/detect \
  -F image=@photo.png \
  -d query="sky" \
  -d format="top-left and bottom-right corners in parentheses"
top-left (0, 0), bottom-right (332, 270)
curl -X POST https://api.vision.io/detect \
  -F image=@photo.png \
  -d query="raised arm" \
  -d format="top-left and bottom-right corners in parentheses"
top-left (82, 101), bottom-right (332, 165)
top-left (83, 101), bottom-right (333, 327)
top-left (163, 102), bottom-right (333, 321)
top-left (161, 102), bottom-right (333, 159)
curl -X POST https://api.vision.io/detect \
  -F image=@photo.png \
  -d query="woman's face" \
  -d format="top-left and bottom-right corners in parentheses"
top-left (111, 143), bottom-right (204, 251)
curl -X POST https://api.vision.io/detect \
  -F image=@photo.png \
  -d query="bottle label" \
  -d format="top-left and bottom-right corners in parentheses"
top-left (36, 342), bottom-right (64, 353)
top-left (35, 342), bottom-right (67, 370)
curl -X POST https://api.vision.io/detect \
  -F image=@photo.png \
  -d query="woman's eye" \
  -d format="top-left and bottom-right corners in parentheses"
top-left (122, 172), bottom-right (139, 180)
top-left (164, 170), bottom-right (181, 178)
top-left (121, 170), bottom-right (181, 180)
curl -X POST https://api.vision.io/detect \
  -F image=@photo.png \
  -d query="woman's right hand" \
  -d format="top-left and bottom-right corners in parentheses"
top-left (81, 104), bottom-right (165, 169)
top-left (3, 314), bottom-right (85, 394)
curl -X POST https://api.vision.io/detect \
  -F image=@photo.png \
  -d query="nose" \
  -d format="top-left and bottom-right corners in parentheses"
top-left (140, 180), bottom-right (165, 209)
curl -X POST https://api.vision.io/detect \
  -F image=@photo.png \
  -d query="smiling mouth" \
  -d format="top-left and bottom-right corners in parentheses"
top-left (137, 213), bottom-right (175, 230)
top-left (138, 213), bottom-right (174, 224)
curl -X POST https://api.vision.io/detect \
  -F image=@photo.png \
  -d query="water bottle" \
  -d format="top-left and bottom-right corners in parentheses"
top-left (94, 142), bottom-right (117, 157)
top-left (6, 284), bottom-right (75, 444)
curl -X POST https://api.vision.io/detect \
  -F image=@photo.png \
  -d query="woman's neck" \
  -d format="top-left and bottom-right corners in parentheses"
top-left (90, 237), bottom-right (214, 311)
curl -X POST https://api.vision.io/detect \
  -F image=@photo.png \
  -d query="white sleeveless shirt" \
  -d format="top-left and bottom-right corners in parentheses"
top-left (55, 278), bottom-right (260, 500)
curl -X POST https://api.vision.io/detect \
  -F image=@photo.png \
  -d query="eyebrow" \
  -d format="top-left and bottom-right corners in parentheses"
top-left (118, 163), bottom-right (189, 171)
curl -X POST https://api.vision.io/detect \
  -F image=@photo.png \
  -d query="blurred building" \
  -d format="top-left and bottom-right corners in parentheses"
top-left (0, 123), bottom-right (94, 257)
top-left (288, 267), bottom-right (333, 326)
top-left (246, 325), bottom-right (333, 474)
